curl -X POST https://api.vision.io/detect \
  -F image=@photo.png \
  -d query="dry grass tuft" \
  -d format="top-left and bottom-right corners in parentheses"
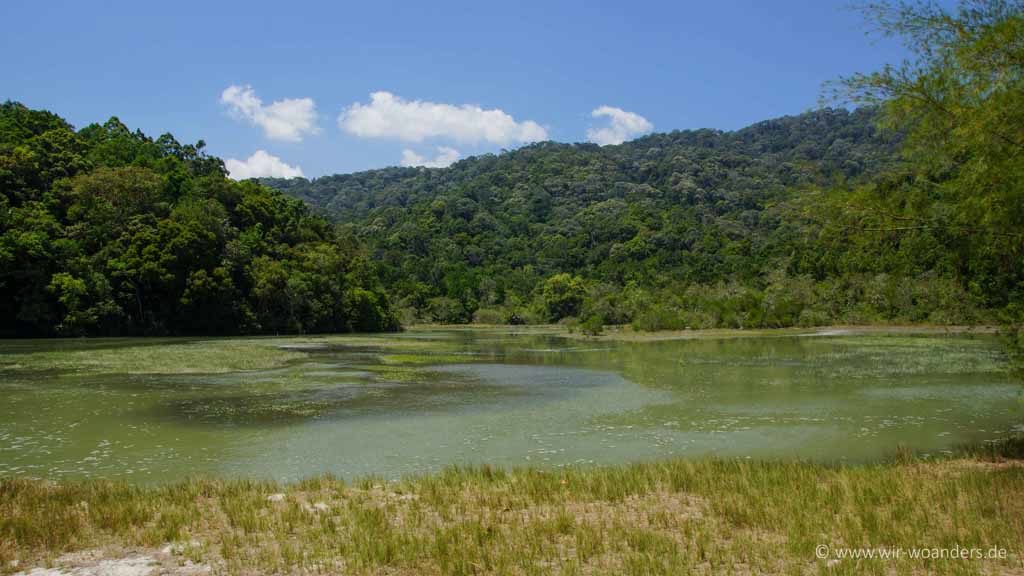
top-left (2, 454), bottom-right (1023, 575)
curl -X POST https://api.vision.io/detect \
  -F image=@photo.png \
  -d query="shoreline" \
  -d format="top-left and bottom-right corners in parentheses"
top-left (0, 323), bottom-right (1002, 344)
top-left (406, 322), bottom-right (1003, 342)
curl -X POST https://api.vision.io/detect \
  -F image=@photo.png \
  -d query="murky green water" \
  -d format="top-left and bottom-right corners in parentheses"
top-left (0, 329), bottom-right (1021, 483)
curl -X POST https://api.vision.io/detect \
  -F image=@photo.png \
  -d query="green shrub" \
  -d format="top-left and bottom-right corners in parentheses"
top-left (425, 297), bottom-right (470, 324)
top-left (580, 315), bottom-right (604, 336)
top-left (471, 307), bottom-right (506, 324)
top-left (541, 274), bottom-right (587, 322)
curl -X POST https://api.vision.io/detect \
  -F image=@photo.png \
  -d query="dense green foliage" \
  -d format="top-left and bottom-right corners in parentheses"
top-left (267, 109), bottom-right (971, 328)
top-left (0, 103), bottom-right (398, 336)
top-left (266, 1), bottom-right (1023, 331)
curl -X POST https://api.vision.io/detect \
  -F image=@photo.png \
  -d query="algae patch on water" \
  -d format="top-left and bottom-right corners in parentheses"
top-left (0, 339), bottom-right (308, 375)
top-left (0, 329), bottom-right (1019, 482)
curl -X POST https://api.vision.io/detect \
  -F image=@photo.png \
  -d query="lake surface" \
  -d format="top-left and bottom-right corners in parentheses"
top-left (0, 329), bottom-right (1020, 483)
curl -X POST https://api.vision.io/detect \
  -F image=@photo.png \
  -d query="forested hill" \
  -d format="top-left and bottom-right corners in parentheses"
top-left (265, 107), bottom-right (892, 222)
top-left (264, 107), bottom-right (954, 328)
top-left (0, 102), bottom-right (399, 337)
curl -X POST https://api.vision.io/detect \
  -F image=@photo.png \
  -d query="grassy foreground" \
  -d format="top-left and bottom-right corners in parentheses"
top-left (2, 452), bottom-right (1023, 575)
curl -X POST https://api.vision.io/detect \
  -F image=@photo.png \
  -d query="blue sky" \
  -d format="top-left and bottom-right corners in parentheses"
top-left (2, 0), bottom-right (908, 178)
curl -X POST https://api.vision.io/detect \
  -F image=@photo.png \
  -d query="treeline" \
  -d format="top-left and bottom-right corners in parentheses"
top-left (267, 108), bottom-right (986, 330)
top-left (0, 102), bottom-right (398, 337)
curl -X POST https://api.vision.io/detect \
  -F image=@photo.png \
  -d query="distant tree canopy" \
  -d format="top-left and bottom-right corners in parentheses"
top-left (0, 102), bottom-right (398, 336)
top-left (266, 108), bottom-right (936, 327)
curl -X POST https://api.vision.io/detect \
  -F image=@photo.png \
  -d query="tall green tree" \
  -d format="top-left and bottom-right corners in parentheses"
top-left (0, 102), bottom-right (399, 337)
top-left (833, 0), bottom-right (1024, 305)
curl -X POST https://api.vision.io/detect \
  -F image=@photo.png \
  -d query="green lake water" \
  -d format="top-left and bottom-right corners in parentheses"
top-left (0, 329), bottom-right (1021, 483)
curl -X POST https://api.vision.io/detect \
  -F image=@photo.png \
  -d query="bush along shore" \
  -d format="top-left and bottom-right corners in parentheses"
top-left (2, 444), bottom-right (1023, 576)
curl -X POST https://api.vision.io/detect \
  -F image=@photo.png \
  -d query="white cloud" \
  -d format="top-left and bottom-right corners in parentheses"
top-left (586, 106), bottom-right (653, 146)
top-left (339, 91), bottom-right (547, 145)
top-left (400, 146), bottom-right (461, 168)
top-left (220, 85), bottom-right (319, 142)
top-left (225, 150), bottom-right (304, 180)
